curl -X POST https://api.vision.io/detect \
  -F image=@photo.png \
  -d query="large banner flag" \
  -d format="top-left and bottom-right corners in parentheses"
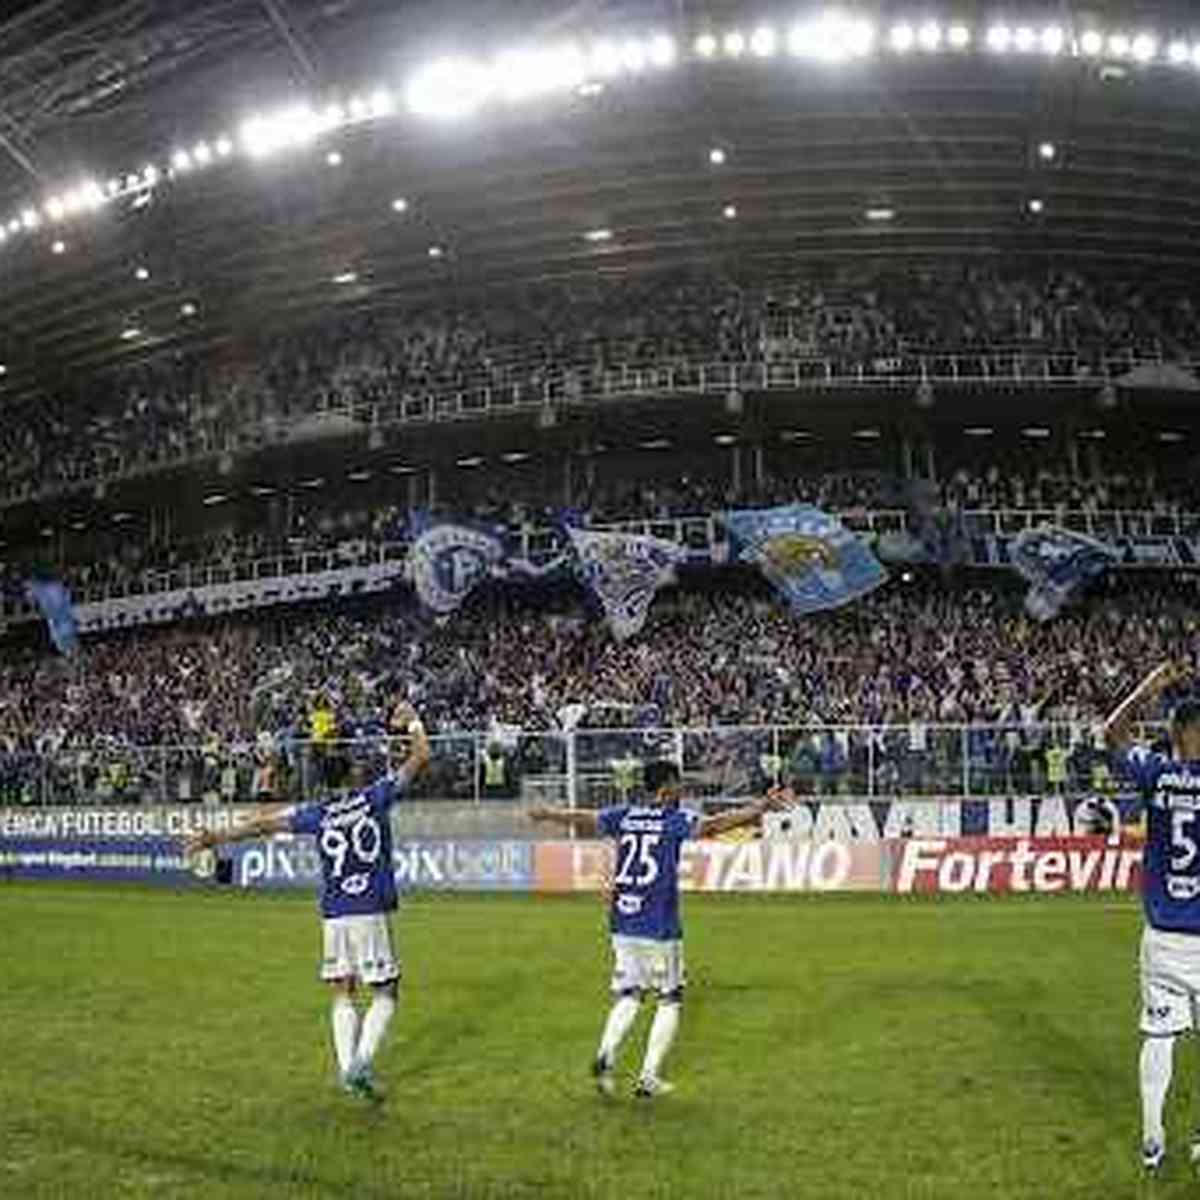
top-left (1010, 525), bottom-right (1118, 622)
top-left (567, 527), bottom-right (686, 640)
top-left (406, 517), bottom-right (508, 617)
top-left (723, 505), bottom-right (887, 615)
top-left (26, 577), bottom-right (80, 656)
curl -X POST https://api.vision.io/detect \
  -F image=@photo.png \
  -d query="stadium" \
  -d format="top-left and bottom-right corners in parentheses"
top-left (5, 0), bottom-right (1200, 1195)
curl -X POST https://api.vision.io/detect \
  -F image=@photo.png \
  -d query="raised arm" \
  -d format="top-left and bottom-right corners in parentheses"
top-left (527, 806), bottom-right (600, 836)
top-left (389, 700), bottom-right (431, 782)
top-left (1103, 661), bottom-right (1187, 752)
top-left (183, 805), bottom-right (292, 857)
top-left (697, 786), bottom-right (790, 839)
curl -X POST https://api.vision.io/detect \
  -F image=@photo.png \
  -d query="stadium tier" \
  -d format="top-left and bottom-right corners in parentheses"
top-left (9, 4), bottom-right (1200, 1195)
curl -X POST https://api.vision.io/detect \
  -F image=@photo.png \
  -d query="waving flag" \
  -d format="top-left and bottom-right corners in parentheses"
top-left (406, 517), bottom-right (507, 617)
top-left (567, 528), bottom-right (686, 640)
top-left (1011, 525), bottom-right (1118, 622)
top-left (26, 577), bottom-right (79, 656)
top-left (723, 504), bottom-right (887, 616)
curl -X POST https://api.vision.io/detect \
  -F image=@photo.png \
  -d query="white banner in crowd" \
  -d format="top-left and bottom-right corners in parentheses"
top-left (567, 527), bottom-right (687, 640)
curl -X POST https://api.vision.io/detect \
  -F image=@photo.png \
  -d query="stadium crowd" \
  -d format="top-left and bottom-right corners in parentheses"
top-left (0, 571), bottom-right (1196, 804)
top-left (7, 456), bottom-right (1198, 606)
top-left (2, 264), bottom-right (1199, 504)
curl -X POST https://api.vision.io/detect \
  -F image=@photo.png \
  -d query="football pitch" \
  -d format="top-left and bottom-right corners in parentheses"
top-left (0, 885), bottom-right (1191, 1199)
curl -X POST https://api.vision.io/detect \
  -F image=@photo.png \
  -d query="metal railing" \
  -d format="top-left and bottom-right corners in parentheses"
top-left (3, 504), bottom-right (1197, 625)
top-left (0, 346), bottom-right (1183, 508)
top-left (0, 722), bottom-right (1159, 809)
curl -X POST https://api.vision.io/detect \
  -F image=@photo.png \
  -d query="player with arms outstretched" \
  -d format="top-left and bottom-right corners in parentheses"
top-left (529, 760), bottom-right (786, 1099)
top-left (185, 700), bottom-right (430, 1101)
top-left (1104, 660), bottom-right (1200, 1171)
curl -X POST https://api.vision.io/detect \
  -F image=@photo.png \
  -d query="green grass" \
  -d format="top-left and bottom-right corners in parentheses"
top-left (0, 884), bottom-right (1194, 1199)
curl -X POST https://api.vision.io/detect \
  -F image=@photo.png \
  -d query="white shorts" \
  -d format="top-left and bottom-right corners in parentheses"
top-left (610, 936), bottom-right (685, 1000)
top-left (321, 913), bottom-right (400, 986)
top-left (1140, 926), bottom-right (1200, 1035)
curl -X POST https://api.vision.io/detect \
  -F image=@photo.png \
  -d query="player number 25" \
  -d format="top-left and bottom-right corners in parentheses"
top-left (320, 816), bottom-right (382, 878)
top-left (1170, 809), bottom-right (1199, 874)
top-left (614, 833), bottom-right (661, 887)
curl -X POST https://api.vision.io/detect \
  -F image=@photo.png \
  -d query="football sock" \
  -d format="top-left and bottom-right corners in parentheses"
top-left (1140, 1036), bottom-right (1175, 1145)
top-left (331, 995), bottom-right (360, 1076)
top-left (640, 1001), bottom-right (681, 1082)
top-left (357, 992), bottom-right (397, 1068)
top-left (598, 995), bottom-right (641, 1065)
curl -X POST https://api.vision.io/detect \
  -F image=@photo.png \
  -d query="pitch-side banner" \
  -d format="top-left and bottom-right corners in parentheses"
top-left (566, 527), bottom-right (686, 640)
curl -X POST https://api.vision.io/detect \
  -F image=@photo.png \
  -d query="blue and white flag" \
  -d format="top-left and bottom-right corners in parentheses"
top-left (26, 578), bottom-right (79, 656)
top-left (406, 518), bottom-right (507, 617)
top-left (1010, 525), bottom-right (1118, 622)
top-left (567, 528), bottom-right (686, 640)
top-left (722, 504), bottom-right (887, 616)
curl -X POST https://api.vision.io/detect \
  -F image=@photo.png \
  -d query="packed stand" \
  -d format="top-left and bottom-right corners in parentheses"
top-left (3, 265), bottom-right (1200, 505)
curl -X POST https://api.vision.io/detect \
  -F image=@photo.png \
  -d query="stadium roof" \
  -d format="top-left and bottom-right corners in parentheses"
top-left (6, 3), bottom-right (1200, 396)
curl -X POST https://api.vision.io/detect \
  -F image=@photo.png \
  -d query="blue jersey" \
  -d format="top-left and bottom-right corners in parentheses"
top-left (287, 768), bottom-right (411, 918)
top-left (1117, 747), bottom-right (1200, 935)
top-left (597, 802), bottom-right (701, 941)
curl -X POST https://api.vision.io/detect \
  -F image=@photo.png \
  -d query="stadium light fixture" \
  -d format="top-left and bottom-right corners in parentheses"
top-left (714, 433), bottom-right (737, 445)
top-left (180, 301), bottom-right (197, 317)
top-left (1080, 30), bottom-right (1104, 56)
top-left (326, 150), bottom-right (343, 166)
top-left (890, 24), bottom-right (916, 53)
top-left (918, 22), bottom-right (942, 52)
top-left (865, 206), bottom-right (896, 222)
top-left (964, 426), bottom-right (995, 437)
top-left (750, 26), bottom-right (777, 57)
top-left (722, 203), bottom-right (738, 219)
top-left (854, 428), bottom-right (882, 439)
top-left (7, 219), bottom-right (19, 234)
top-left (1014, 26), bottom-right (1036, 53)
top-left (948, 24), bottom-right (971, 49)
top-left (202, 493), bottom-right (228, 506)
top-left (723, 31), bottom-right (746, 57)
top-left (193, 141), bottom-right (212, 165)
top-left (171, 149), bottom-right (192, 171)
top-left (1041, 26), bottom-right (1065, 55)
top-left (1038, 141), bottom-right (1057, 160)
top-left (50, 239), bottom-right (65, 254)
top-left (135, 266), bottom-right (150, 280)
top-left (1159, 431), bottom-right (1186, 443)
top-left (456, 456), bottom-right (484, 468)
top-left (501, 451), bottom-right (531, 463)
top-left (1132, 34), bottom-right (1156, 63)
top-left (407, 57), bottom-right (494, 118)
top-left (648, 34), bottom-right (676, 67)
top-left (332, 271), bottom-right (358, 284)
top-left (1168, 41), bottom-right (1191, 65)
top-left (986, 25), bottom-right (1013, 53)
top-left (45, 197), bottom-right (64, 221)
top-left (428, 244), bottom-right (444, 258)
top-left (21, 208), bottom-right (39, 229)
top-left (392, 196), bottom-right (409, 213)
top-left (215, 135), bottom-right (233, 157)
top-left (1028, 197), bottom-right (1045, 213)
top-left (695, 33), bottom-right (717, 58)
top-left (0, 364), bottom-right (6, 375)
top-left (120, 327), bottom-right (141, 340)
top-left (621, 40), bottom-right (648, 71)
top-left (142, 164), bottom-right (159, 186)
top-left (590, 41), bottom-right (623, 77)
top-left (1022, 426), bottom-right (1051, 438)
top-left (584, 228), bottom-right (613, 242)
top-left (708, 147), bottom-right (727, 165)
top-left (369, 88), bottom-right (395, 117)
top-left (1108, 33), bottom-right (1131, 58)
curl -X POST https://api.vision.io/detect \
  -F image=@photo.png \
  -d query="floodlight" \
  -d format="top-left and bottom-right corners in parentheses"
top-left (1028, 198), bottom-right (1044, 213)
top-left (428, 245), bottom-right (444, 258)
top-left (215, 136), bottom-right (233, 156)
top-left (723, 31), bottom-right (746, 57)
top-left (1080, 31), bottom-right (1104, 56)
top-left (392, 197), bottom-right (409, 213)
top-left (21, 208), bottom-right (39, 229)
top-left (45, 197), bottom-right (64, 221)
top-left (51, 240), bottom-right (65, 254)
top-left (368, 88), bottom-right (394, 117)
top-left (193, 142), bottom-right (212, 165)
top-left (7, 219), bottom-right (18, 234)
top-left (590, 41), bottom-right (623, 77)
top-left (1109, 34), bottom-right (1131, 57)
top-left (326, 150), bottom-right (342, 166)
top-left (986, 25), bottom-right (1012, 52)
top-left (1168, 41), bottom-right (1191, 65)
top-left (750, 26), bottom-right (777, 57)
top-left (180, 302), bottom-right (197, 317)
top-left (172, 149), bottom-right (192, 171)
top-left (722, 203), bottom-right (737, 219)
top-left (1041, 26), bottom-right (1065, 55)
top-left (135, 266), bottom-right (150, 280)
top-left (1038, 141), bottom-right (1056, 160)
top-left (621, 40), bottom-right (647, 71)
top-left (142, 165), bottom-right (159, 185)
top-left (709, 147), bottom-right (726, 165)
top-left (406, 58), bottom-right (494, 118)
top-left (948, 25), bottom-right (971, 49)
top-left (918, 22), bottom-right (942, 51)
top-left (890, 24), bottom-right (915, 53)
top-left (695, 33), bottom-right (718, 58)
top-left (648, 34), bottom-right (676, 67)
top-left (1014, 27), bottom-right (1036, 52)
top-left (1132, 34), bottom-right (1156, 62)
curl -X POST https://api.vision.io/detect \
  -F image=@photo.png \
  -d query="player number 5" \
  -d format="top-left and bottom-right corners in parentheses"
top-left (1170, 809), bottom-right (1198, 873)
